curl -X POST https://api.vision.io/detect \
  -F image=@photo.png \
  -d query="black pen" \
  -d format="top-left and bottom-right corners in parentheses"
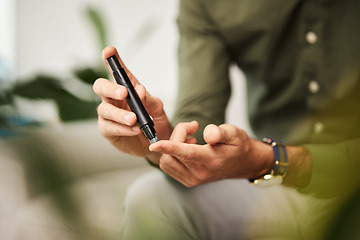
top-left (106, 55), bottom-right (159, 144)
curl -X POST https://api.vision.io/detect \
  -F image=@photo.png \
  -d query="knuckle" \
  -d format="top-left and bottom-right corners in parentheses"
top-left (105, 121), bottom-right (116, 135)
top-left (109, 106), bottom-right (119, 121)
top-left (97, 103), bottom-right (104, 115)
top-left (97, 102), bottom-right (121, 123)
top-left (159, 155), bottom-right (175, 169)
top-left (97, 118), bottom-right (103, 129)
top-left (188, 178), bottom-right (200, 187)
top-left (159, 156), bottom-right (171, 168)
top-left (196, 170), bottom-right (211, 181)
top-left (97, 102), bottom-right (106, 116)
top-left (98, 118), bottom-right (110, 136)
top-left (159, 161), bottom-right (165, 170)
top-left (153, 96), bottom-right (164, 109)
top-left (234, 126), bottom-right (247, 140)
top-left (183, 182), bottom-right (192, 188)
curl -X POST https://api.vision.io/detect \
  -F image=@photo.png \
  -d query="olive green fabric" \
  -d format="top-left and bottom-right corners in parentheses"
top-left (172, 0), bottom-right (360, 197)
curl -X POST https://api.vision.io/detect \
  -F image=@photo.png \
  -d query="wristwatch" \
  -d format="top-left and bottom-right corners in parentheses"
top-left (250, 138), bottom-right (289, 187)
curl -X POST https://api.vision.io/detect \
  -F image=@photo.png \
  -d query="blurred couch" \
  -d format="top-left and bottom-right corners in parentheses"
top-left (0, 120), bottom-right (154, 239)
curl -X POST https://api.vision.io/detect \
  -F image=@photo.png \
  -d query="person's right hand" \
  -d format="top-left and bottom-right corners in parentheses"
top-left (93, 46), bottom-right (172, 163)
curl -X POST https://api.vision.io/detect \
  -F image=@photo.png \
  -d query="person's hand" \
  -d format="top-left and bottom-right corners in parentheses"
top-left (93, 46), bottom-right (172, 162)
top-left (149, 121), bottom-right (273, 187)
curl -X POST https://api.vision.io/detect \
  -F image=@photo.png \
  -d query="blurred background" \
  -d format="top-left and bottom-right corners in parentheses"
top-left (0, 0), bottom-right (248, 239)
top-left (0, 0), bottom-right (179, 123)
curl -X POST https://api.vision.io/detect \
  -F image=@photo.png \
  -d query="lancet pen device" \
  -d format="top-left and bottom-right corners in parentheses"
top-left (107, 55), bottom-right (159, 144)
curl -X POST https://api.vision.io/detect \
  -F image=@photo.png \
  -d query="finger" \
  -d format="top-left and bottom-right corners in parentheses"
top-left (135, 84), bottom-right (156, 109)
top-left (204, 124), bottom-right (238, 145)
top-left (135, 84), bottom-right (165, 118)
top-left (203, 124), bottom-right (221, 145)
top-left (135, 84), bottom-right (147, 100)
top-left (102, 46), bottom-right (139, 86)
top-left (98, 117), bottom-right (141, 137)
top-left (102, 46), bottom-right (128, 72)
top-left (97, 101), bottom-right (138, 127)
top-left (161, 155), bottom-right (211, 187)
top-left (185, 136), bottom-right (197, 144)
top-left (170, 121), bottom-right (199, 142)
top-left (93, 78), bottom-right (128, 101)
top-left (150, 141), bottom-right (208, 163)
top-left (159, 154), bottom-right (196, 187)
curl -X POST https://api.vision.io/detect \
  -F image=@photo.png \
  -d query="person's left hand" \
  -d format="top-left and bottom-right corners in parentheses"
top-left (149, 121), bottom-right (273, 187)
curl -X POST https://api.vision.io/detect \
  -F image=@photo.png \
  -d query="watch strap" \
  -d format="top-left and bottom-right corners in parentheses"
top-left (250, 138), bottom-right (289, 185)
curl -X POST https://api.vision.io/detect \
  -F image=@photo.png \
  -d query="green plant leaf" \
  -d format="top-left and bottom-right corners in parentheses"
top-left (73, 66), bottom-right (107, 85)
top-left (13, 75), bottom-right (99, 121)
top-left (86, 6), bottom-right (107, 50)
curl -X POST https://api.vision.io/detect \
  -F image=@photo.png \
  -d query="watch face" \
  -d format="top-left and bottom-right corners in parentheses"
top-left (252, 175), bottom-right (283, 187)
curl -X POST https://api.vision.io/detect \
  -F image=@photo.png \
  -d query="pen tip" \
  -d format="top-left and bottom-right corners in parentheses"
top-left (149, 136), bottom-right (159, 144)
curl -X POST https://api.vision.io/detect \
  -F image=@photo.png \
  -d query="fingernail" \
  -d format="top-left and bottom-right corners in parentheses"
top-left (149, 143), bottom-right (157, 151)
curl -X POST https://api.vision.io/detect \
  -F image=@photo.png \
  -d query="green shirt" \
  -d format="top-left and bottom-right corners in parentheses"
top-left (172, 0), bottom-right (360, 197)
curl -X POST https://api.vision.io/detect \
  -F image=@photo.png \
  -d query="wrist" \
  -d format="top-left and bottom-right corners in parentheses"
top-left (250, 138), bottom-right (289, 186)
top-left (250, 142), bottom-right (313, 188)
top-left (249, 138), bottom-right (274, 179)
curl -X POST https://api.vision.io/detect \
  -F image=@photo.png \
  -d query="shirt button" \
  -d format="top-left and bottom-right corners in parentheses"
top-left (306, 31), bottom-right (318, 44)
top-left (314, 121), bottom-right (325, 134)
top-left (308, 80), bottom-right (320, 93)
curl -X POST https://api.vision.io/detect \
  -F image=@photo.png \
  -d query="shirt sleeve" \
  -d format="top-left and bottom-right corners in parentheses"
top-left (300, 139), bottom-right (360, 198)
top-left (172, 0), bottom-right (232, 144)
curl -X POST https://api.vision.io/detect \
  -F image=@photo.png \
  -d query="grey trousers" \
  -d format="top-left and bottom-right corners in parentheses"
top-left (120, 171), bottom-right (336, 240)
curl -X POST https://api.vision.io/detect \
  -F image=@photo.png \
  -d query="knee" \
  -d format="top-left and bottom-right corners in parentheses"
top-left (121, 171), bottom-right (196, 240)
top-left (123, 171), bottom-right (170, 214)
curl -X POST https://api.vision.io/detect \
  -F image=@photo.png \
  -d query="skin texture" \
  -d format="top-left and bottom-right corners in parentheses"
top-left (93, 46), bottom-right (172, 162)
top-left (93, 46), bottom-right (312, 188)
top-left (149, 121), bottom-right (274, 187)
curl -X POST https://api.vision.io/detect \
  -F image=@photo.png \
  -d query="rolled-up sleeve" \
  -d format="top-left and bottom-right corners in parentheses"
top-left (172, 0), bottom-right (232, 144)
top-left (301, 139), bottom-right (360, 198)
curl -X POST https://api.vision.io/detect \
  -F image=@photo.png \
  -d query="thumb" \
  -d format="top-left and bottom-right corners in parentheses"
top-left (203, 124), bottom-right (236, 145)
